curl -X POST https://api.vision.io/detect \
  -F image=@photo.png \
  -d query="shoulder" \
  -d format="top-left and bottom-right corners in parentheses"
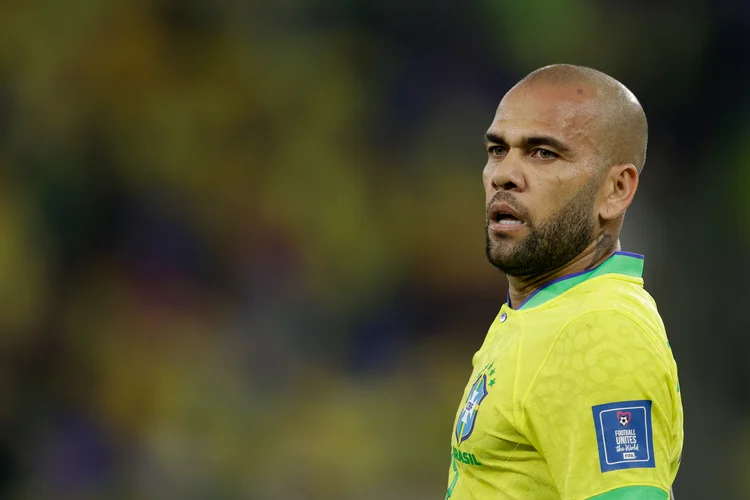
top-left (557, 308), bottom-right (670, 369)
top-left (521, 307), bottom-right (676, 422)
top-left (561, 308), bottom-right (651, 339)
top-left (557, 276), bottom-right (668, 344)
top-left (525, 308), bottom-right (675, 409)
top-left (523, 304), bottom-right (673, 391)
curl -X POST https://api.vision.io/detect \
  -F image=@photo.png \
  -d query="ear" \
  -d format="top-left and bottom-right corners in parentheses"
top-left (598, 164), bottom-right (638, 221)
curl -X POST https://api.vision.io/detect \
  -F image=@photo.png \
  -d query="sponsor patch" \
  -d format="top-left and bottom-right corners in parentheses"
top-left (592, 400), bottom-right (655, 472)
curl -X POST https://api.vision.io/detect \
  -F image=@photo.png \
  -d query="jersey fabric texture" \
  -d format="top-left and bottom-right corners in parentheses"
top-left (446, 252), bottom-right (683, 500)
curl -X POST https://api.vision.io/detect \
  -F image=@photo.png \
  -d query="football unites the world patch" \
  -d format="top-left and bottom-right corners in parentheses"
top-left (592, 400), bottom-right (655, 472)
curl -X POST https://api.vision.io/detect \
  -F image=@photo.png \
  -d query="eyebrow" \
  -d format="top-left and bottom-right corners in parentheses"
top-left (484, 132), bottom-right (572, 155)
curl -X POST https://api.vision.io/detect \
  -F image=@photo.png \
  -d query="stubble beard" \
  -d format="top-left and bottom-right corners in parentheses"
top-left (485, 183), bottom-right (599, 277)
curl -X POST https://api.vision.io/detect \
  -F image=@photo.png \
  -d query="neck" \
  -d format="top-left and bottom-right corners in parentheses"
top-left (507, 231), bottom-right (620, 309)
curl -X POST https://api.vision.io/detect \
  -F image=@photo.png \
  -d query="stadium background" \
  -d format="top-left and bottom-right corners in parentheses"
top-left (0, 0), bottom-right (747, 498)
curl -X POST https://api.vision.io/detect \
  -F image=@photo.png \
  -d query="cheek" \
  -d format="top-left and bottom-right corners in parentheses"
top-left (527, 184), bottom-right (572, 224)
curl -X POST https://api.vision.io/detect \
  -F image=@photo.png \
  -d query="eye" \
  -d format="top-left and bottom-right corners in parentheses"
top-left (488, 145), bottom-right (507, 157)
top-left (531, 148), bottom-right (558, 160)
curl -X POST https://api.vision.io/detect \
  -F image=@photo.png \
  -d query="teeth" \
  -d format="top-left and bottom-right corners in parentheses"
top-left (497, 219), bottom-right (522, 225)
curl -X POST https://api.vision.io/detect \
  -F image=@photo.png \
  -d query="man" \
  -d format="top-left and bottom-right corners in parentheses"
top-left (446, 65), bottom-right (683, 500)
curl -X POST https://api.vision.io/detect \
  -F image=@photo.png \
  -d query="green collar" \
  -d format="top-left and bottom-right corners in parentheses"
top-left (510, 252), bottom-right (644, 310)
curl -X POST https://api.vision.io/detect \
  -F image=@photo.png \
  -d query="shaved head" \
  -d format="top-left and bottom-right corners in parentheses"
top-left (511, 64), bottom-right (648, 172)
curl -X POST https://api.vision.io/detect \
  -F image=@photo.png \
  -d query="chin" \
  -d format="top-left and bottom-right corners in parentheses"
top-left (486, 243), bottom-right (516, 268)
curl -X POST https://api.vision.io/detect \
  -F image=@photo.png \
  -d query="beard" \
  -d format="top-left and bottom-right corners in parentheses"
top-left (485, 181), bottom-right (599, 277)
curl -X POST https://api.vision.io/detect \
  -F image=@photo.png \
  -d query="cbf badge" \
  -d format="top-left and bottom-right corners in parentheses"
top-left (455, 362), bottom-right (496, 445)
top-left (592, 400), bottom-right (655, 472)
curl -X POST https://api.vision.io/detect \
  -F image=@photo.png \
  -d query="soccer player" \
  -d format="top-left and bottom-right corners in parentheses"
top-left (446, 65), bottom-right (683, 500)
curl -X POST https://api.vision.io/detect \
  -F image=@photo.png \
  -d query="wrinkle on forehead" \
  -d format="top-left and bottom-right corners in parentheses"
top-left (492, 84), bottom-right (601, 154)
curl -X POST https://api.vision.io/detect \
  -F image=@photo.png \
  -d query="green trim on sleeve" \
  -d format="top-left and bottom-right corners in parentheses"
top-left (588, 486), bottom-right (668, 500)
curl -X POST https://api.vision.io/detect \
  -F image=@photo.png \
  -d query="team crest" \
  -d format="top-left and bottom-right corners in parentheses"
top-left (455, 373), bottom-right (490, 444)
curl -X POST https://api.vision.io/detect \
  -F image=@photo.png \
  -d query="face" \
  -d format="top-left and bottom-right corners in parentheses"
top-left (483, 83), bottom-right (605, 277)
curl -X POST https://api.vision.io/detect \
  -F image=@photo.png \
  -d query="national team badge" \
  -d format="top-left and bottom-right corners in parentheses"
top-left (455, 372), bottom-right (490, 444)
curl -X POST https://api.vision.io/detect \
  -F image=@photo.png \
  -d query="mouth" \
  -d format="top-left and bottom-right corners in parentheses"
top-left (488, 202), bottom-right (526, 232)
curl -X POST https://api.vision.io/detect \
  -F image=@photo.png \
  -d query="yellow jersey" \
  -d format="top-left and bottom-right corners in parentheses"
top-left (446, 252), bottom-right (683, 500)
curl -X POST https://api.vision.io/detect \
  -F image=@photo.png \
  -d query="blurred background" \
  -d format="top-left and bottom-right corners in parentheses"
top-left (0, 0), bottom-right (747, 498)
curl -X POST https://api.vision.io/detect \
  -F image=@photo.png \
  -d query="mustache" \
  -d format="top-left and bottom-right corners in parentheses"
top-left (485, 192), bottom-right (531, 221)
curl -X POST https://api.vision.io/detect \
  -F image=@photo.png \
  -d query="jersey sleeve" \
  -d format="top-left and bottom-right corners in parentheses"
top-left (521, 310), bottom-right (680, 500)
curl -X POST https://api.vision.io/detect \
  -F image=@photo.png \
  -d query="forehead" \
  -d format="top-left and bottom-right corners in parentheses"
top-left (489, 83), bottom-right (600, 148)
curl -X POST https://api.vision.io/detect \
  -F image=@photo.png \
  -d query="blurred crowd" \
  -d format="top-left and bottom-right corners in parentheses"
top-left (0, 0), bottom-right (748, 498)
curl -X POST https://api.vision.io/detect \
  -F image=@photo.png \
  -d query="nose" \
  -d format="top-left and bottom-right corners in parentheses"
top-left (486, 152), bottom-right (525, 192)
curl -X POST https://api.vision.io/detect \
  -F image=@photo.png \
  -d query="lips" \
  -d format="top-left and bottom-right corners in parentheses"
top-left (488, 201), bottom-right (526, 231)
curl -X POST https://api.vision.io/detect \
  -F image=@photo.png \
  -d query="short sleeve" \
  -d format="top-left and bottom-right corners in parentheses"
top-left (522, 310), bottom-right (679, 500)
